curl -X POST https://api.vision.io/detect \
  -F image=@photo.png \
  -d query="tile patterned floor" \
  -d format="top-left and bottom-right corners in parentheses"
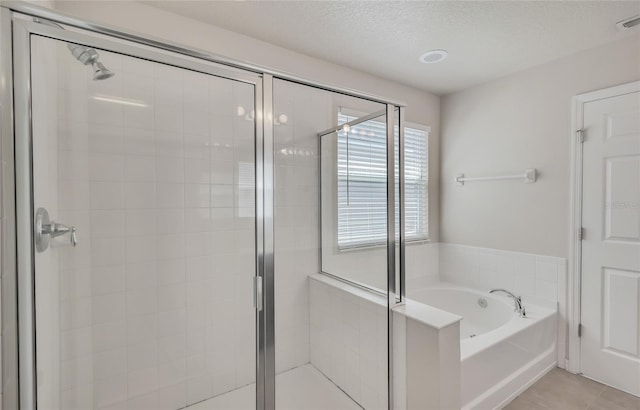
top-left (188, 364), bottom-right (361, 410)
top-left (505, 368), bottom-right (640, 410)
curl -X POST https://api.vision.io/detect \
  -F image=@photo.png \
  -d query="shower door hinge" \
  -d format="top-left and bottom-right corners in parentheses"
top-left (578, 323), bottom-right (582, 337)
top-left (578, 227), bottom-right (585, 241)
top-left (253, 276), bottom-right (263, 312)
top-left (577, 129), bottom-right (585, 143)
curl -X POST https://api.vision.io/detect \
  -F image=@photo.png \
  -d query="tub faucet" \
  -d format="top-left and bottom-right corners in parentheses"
top-left (489, 289), bottom-right (526, 317)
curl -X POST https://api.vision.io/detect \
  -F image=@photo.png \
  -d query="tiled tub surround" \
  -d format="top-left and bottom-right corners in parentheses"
top-left (38, 38), bottom-right (258, 409)
top-left (438, 243), bottom-right (567, 310)
top-left (309, 271), bottom-right (557, 410)
top-left (438, 243), bottom-right (568, 367)
top-left (307, 236), bottom-right (565, 410)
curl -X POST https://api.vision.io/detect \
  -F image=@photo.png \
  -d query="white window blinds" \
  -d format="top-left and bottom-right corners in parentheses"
top-left (337, 112), bottom-right (428, 248)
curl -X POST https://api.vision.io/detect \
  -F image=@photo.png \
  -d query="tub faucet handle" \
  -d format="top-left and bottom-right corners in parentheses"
top-left (516, 296), bottom-right (526, 317)
top-left (35, 208), bottom-right (78, 252)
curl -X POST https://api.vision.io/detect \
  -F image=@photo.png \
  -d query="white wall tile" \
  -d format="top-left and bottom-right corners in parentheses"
top-left (124, 182), bottom-right (155, 209)
top-left (58, 150), bottom-right (89, 181)
top-left (185, 184), bottom-right (210, 208)
top-left (90, 181), bottom-right (124, 210)
top-left (124, 155), bottom-right (155, 182)
top-left (88, 124), bottom-right (123, 155)
top-left (184, 111), bottom-right (210, 137)
top-left (437, 243), bottom-right (565, 308)
top-left (127, 340), bottom-right (159, 373)
top-left (125, 236), bottom-right (157, 263)
top-left (127, 366), bottom-right (159, 397)
top-left (93, 321), bottom-right (127, 353)
top-left (61, 327), bottom-right (93, 361)
top-left (309, 278), bottom-right (386, 409)
top-left (127, 314), bottom-right (159, 346)
top-left (124, 105), bottom-right (155, 130)
top-left (91, 237), bottom-right (125, 267)
top-left (157, 259), bottom-right (186, 286)
top-left (127, 288), bottom-right (158, 317)
top-left (157, 183), bottom-right (184, 209)
top-left (125, 210), bottom-right (157, 236)
top-left (93, 292), bottom-right (126, 325)
top-left (156, 157), bottom-right (184, 183)
top-left (156, 131), bottom-right (183, 158)
top-left (93, 348), bottom-right (127, 381)
top-left (89, 153), bottom-right (124, 182)
top-left (90, 210), bottom-right (125, 238)
top-left (58, 121), bottom-right (89, 152)
top-left (93, 375), bottom-right (127, 408)
top-left (185, 159), bottom-right (210, 184)
top-left (123, 128), bottom-right (154, 156)
top-left (535, 257), bottom-right (558, 283)
top-left (154, 105), bottom-right (183, 133)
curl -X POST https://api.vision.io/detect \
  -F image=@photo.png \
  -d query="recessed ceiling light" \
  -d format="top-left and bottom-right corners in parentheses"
top-left (419, 49), bottom-right (448, 64)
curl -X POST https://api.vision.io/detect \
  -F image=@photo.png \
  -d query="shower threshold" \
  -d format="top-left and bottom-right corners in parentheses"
top-left (187, 364), bottom-right (362, 410)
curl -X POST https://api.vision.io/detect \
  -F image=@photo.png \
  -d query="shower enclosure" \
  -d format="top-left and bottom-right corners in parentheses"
top-left (0, 4), bottom-right (407, 410)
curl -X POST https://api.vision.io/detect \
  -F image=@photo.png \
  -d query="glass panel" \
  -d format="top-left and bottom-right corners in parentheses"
top-left (30, 34), bottom-right (257, 409)
top-left (321, 112), bottom-right (389, 294)
top-left (273, 78), bottom-right (388, 409)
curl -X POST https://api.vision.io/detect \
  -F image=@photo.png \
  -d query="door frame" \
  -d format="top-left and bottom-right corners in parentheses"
top-left (567, 80), bottom-right (640, 374)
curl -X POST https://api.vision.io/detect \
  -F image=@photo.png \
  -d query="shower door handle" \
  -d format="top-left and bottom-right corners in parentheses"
top-left (35, 207), bottom-right (78, 252)
top-left (253, 276), bottom-right (263, 311)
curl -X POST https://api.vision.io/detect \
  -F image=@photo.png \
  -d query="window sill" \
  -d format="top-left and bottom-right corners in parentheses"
top-left (337, 237), bottom-right (430, 253)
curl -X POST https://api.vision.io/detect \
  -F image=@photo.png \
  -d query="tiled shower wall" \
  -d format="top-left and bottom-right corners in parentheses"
top-left (44, 38), bottom-right (257, 409)
top-left (273, 80), bottom-right (330, 373)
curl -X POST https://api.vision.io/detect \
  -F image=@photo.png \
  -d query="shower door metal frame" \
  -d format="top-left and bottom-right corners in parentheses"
top-left (5, 14), bottom-right (274, 410)
top-left (1, 2), bottom-right (408, 410)
top-left (317, 103), bottom-right (406, 410)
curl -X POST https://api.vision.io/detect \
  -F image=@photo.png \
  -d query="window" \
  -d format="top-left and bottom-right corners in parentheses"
top-left (337, 111), bottom-right (429, 248)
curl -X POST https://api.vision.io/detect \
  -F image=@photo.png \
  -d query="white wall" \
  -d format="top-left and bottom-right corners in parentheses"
top-left (440, 33), bottom-right (640, 258)
top-left (53, 0), bottom-right (442, 242)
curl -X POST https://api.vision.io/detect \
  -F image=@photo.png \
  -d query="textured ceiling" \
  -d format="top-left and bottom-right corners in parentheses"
top-left (143, 1), bottom-right (640, 95)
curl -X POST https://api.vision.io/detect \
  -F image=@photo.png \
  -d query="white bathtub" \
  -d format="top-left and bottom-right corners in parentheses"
top-left (408, 284), bottom-right (557, 410)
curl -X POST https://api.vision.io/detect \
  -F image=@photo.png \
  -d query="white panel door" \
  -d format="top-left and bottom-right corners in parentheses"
top-left (581, 88), bottom-right (640, 397)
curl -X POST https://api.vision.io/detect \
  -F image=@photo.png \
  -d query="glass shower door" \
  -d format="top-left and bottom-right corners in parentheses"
top-left (23, 31), bottom-right (260, 410)
top-left (271, 77), bottom-right (391, 410)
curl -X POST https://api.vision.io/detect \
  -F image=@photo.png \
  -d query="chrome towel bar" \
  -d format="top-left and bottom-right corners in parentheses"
top-left (455, 168), bottom-right (537, 186)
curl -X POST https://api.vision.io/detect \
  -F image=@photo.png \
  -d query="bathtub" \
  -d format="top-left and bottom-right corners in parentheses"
top-left (408, 284), bottom-right (557, 410)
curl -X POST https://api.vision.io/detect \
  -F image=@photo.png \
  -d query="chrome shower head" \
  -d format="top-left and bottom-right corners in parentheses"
top-left (35, 18), bottom-right (116, 81)
top-left (67, 44), bottom-right (99, 65)
top-left (92, 61), bottom-right (115, 81)
top-left (66, 44), bottom-right (115, 80)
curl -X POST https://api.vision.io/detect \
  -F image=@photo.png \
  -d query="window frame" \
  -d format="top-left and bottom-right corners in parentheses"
top-left (335, 107), bottom-right (430, 251)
